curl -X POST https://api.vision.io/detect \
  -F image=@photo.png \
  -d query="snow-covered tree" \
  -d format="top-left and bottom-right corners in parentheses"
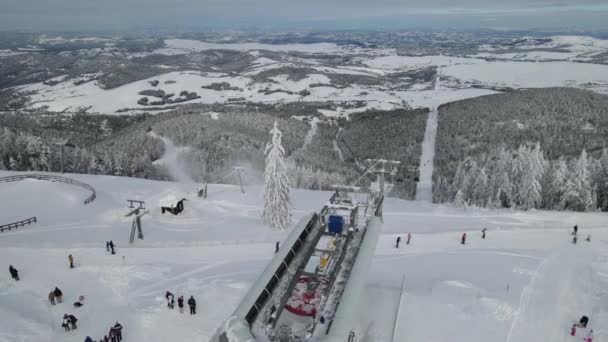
top-left (262, 121), bottom-right (291, 231)
top-left (453, 190), bottom-right (466, 208)
top-left (561, 150), bottom-right (596, 211)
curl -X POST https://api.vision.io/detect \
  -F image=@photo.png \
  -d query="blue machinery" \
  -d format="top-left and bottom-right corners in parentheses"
top-left (210, 188), bottom-right (384, 342)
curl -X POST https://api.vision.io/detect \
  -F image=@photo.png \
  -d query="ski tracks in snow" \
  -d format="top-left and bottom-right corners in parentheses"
top-left (415, 108), bottom-right (438, 202)
top-left (506, 246), bottom-right (594, 342)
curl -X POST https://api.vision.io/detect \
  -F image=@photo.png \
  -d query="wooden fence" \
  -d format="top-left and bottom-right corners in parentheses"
top-left (0, 217), bottom-right (37, 232)
top-left (0, 174), bottom-right (96, 205)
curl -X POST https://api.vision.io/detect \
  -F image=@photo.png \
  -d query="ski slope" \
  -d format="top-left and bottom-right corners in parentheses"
top-left (1, 171), bottom-right (607, 342)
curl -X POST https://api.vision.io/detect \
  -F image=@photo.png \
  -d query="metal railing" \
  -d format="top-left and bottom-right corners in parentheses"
top-left (0, 174), bottom-right (96, 205)
top-left (0, 217), bottom-right (37, 232)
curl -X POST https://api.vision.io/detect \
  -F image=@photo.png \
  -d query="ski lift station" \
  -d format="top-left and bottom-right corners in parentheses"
top-left (210, 160), bottom-right (398, 342)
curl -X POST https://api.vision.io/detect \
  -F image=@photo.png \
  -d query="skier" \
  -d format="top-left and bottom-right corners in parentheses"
top-left (178, 295), bottom-right (184, 313)
top-left (406, 233), bottom-right (411, 245)
top-left (112, 321), bottom-right (123, 342)
top-left (106, 241), bottom-right (110, 252)
top-left (68, 254), bottom-right (75, 269)
top-left (187, 295), bottom-right (196, 315)
top-left (109, 328), bottom-right (117, 342)
top-left (54, 287), bottom-right (63, 303)
top-left (573, 235), bottom-right (578, 244)
top-left (109, 240), bottom-right (115, 255)
top-left (165, 291), bottom-right (174, 308)
top-left (461, 233), bottom-right (467, 245)
top-left (9, 265), bottom-right (19, 281)
top-left (395, 236), bottom-right (401, 248)
top-left (48, 291), bottom-right (56, 305)
top-left (275, 241), bottom-right (280, 253)
top-left (169, 295), bottom-right (175, 309)
top-left (573, 225), bottom-right (578, 235)
top-left (482, 228), bottom-right (487, 239)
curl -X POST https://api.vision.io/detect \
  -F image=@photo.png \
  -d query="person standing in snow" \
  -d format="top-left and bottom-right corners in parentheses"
top-left (112, 321), bottom-right (123, 342)
top-left (406, 233), bottom-right (411, 245)
top-left (165, 291), bottom-right (174, 308)
top-left (68, 254), bottom-right (75, 269)
top-left (85, 336), bottom-right (94, 342)
top-left (573, 225), bottom-right (578, 235)
top-left (48, 291), bottom-right (56, 305)
top-left (461, 233), bottom-right (467, 245)
top-left (395, 236), bottom-right (401, 248)
top-left (9, 265), bottom-right (19, 281)
top-left (169, 295), bottom-right (175, 309)
top-left (187, 295), bottom-right (196, 315)
top-left (106, 241), bottom-right (110, 252)
top-left (275, 241), bottom-right (280, 253)
top-left (482, 228), bottom-right (487, 239)
top-left (573, 235), bottom-right (578, 244)
top-left (54, 287), bottom-right (63, 303)
top-left (586, 235), bottom-right (591, 242)
top-left (109, 241), bottom-right (115, 255)
top-left (178, 295), bottom-right (184, 313)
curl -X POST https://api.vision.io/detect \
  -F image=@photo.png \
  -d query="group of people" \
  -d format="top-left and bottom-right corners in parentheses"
top-left (8, 265), bottom-right (19, 281)
top-left (395, 233), bottom-right (412, 248)
top-left (84, 321), bottom-right (123, 342)
top-left (570, 316), bottom-right (593, 341)
top-left (105, 241), bottom-right (116, 254)
top-left (395, 228), bottom-right (490, 248)
top-left (62, 314), bottom-right (78, 331)
top-left (571, 225), bottom-right (591, 245)
top-left (165, 291), bottom-right (197, 315)
top-left (48, 287), bottom-right (64, 305)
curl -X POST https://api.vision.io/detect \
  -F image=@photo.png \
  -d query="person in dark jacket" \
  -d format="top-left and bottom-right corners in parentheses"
top-left (54, 287), bottom-right (63, 303)
top-left (573, 225), bottom-right (578, 235)
top-left (461, 233), bottom-right (467, 245)
top-left (482, 228), bottom-right (487, 239)
top-left (187, 296), bottom-right (196, 315)
top-left (106, 241), bottom-right (110, 252)
top-left (395, 236), bottom-right (401, 248)
top-left (275, 241), bottom-right (280, 253)
top-left (112, 321), bottom-right (123, 342)
top-left (9, 265), bottom-right (19, 281)
top-left (109, 241), bottom-right (115, 255)
top-left (85, 336), bottom-right (94, 342)
top-left (177, 296), bottom-right (184, 313)
top-left (48, 291), bottom-right (56, 305)
top-left (165, 291), bottom-right (174, 308)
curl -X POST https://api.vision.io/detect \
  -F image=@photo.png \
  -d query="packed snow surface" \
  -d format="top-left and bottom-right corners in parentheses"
top-left (1, 171), bottom-right (607, 342)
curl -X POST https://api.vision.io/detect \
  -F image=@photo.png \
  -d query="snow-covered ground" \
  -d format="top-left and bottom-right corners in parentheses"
top-left (1, 170), bottom-right (607, 342)
top-left (14, 35), bottom-right (608, 116)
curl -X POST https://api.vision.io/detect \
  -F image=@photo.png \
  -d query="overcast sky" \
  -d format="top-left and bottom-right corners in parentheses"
top-left (1, 0), bottom-right (607, 31)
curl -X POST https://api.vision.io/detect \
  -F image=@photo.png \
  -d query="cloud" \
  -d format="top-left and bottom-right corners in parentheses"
top-left (0, 0), bottom-right (607, 30)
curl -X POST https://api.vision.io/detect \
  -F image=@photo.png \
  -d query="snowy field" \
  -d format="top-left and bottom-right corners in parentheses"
top-left (13, 35), bottom-right (608, 116)
top-left (1, 171), bottom-right (607, 342)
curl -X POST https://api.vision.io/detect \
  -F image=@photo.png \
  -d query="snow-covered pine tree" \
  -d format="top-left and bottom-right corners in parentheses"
top-left (550, 158), bottom-right (568, 209)
top-left (519, 143), bottom-right (545, 210)
top-left (262, 121), bottom-right (291, 231)
top-left (591, 149), bottom-right (608, 211)
top-left (453, 189), bottom-right (466, 208)
top-left (561, 149), bottom-right (596, 211)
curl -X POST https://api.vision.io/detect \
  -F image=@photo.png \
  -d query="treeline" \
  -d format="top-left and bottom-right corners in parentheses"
top-left (434, 88), bottom-right (608, 211)
top-left (434, 144), bottom-right (608, 211)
